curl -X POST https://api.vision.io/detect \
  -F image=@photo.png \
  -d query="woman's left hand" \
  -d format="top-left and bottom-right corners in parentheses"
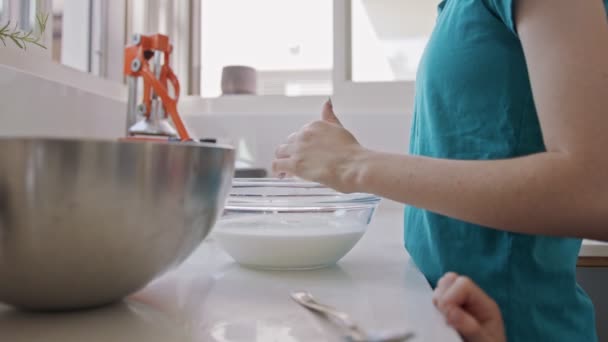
top-left (273, 100), bottom-right (366, 193)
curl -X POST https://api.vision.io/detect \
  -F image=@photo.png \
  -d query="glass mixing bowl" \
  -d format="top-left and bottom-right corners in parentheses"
top-left (214, 178), bottom-right (381, 270)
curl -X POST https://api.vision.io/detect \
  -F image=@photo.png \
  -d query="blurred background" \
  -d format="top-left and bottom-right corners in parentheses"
top-left (0, 2), bottom-right (606, 340)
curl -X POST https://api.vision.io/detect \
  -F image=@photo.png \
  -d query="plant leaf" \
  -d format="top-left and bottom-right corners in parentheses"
top-left (30, 40), bottom-right (46, 49)
top-left (0, 13), bottom-right (49, 50)
top-left (0, 20), bottom-right (11, 33)
top-left (38, 13), bottom-right (49, 32)
top-left (9, 35), bottom-right (23, 49)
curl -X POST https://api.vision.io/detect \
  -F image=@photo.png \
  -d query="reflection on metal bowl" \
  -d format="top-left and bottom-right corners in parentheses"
top-left (0, 138), bottom-right (235, 310)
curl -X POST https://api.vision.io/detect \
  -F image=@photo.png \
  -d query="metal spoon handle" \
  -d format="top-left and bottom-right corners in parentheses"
top-left (291, 291), bottom-right (416, 342)
top-left (291, 291), bottom-right (366, 337)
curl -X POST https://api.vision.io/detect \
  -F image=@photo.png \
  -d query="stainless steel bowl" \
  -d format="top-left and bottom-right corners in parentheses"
top-left (0, 138), bottom-right (235, 310)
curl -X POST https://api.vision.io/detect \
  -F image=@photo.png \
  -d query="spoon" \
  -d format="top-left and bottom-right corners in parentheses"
top-left (291, 291), bottom-right (416, 342)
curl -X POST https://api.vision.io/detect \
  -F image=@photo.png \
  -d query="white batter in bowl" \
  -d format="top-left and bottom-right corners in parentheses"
top-left (214, 178), bottom-right (381, 270)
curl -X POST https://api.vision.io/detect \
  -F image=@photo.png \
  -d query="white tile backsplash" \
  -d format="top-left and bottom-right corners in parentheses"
top-left (184, 111), bottom-right (413, 171)
top-left (0, 64), bottom-right (126, 139)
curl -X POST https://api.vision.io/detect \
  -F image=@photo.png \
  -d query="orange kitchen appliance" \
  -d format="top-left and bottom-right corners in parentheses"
top-left (124, 33), bottom-right (192, 141)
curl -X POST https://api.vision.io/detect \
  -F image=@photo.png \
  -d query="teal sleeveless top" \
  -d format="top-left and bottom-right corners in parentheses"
top-left (405, 0), bottom-right (601, 340)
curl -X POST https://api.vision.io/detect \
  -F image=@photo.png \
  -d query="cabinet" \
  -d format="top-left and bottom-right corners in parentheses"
top-left (577, 259), bottom-right (608, 342)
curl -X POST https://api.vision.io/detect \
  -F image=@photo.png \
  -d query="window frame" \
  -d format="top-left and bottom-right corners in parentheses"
top-left (0, 0), bottom-right (52, 59)
top-left (126, 0), bottom-right (194, 93)
top-left (180, 0), bottom-right (415, 116)
top-left (1, 0), bottom-right (417, 116)
top-left (332, 0), bottom-right (415, 114)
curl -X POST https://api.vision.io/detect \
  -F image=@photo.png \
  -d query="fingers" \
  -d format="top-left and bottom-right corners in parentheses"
top-left (433, 272), bottom-right (459, 306)
top-left (440, 275), bottom-right (501, 322)
top-left (433, 274), bottom-right (486, 340)
top-left (434, 273), bottom-right (503, 341)
top-left (322, 99), bottom-right (342, 126)
top-left (275, 144), bottom-right (292, 159)
top-left (438, 275), bottom-right (478, 310)
top-left (444, 306), bottom-right (483, 337)
top-left (272, 131), bottom-right (303, 178)
top-left (287, 132), bottom-right (298, 143)
top-left (272, 158), bottom-right (294, 176)
top-left (273, 144), bottom-right (294, 178)
top-left (275, 121), bottom-right (329, 160)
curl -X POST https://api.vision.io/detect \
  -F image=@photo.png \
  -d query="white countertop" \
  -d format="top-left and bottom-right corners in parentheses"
top-left (0, 207), bottom-right (461, 342)
top-left (580, 239), bottom-right (608, 258)
top-left (1, 207), bottom-right (605, 342)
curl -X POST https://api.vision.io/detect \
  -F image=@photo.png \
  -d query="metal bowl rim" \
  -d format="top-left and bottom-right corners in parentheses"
top-left (0, 136), bottom-right (235, 151)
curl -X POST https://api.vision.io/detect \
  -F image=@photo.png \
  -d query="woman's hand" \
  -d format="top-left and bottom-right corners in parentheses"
top-left (433, 273), bottom-right (506, 342)
top-left (273, 100), bottom-right (367, 193)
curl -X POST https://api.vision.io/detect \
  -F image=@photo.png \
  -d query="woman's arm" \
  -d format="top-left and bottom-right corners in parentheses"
top-left (273, 0), bottom-right (608, 240)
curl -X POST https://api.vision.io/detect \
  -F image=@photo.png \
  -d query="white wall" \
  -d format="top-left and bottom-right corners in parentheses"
top-left (0, 46), bottom-right (126, 101)
top-left (0, 61), bottom-right (412, 169)
top-left (184, 110), bottom-right (412, 171)
top-left (0, 45), bottom-right (414, 176)
top-left (60, 0), bottom-right (91, 72)
top-left (0, 63), bottom-right (125, 139)
top-left (0, 46), bottom-right (413, 164)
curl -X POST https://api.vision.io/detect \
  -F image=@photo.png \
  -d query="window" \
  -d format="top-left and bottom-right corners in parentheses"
top-left (3, 0), bottom-right (439, 113)
top-left (351, 0), bottom-right (438, 82)
top-left (50, 0), bottom-right (124, 81)
top-left (127, 0), bottom-right (196, 92)
top-left (52, 0), bottom-right (87, 70)
top-left (52, 0), bottom-right (96, 73)
top-left (0, 0), bottom-right (39, 31)
top-left (200, 0), bottom-right (333, 97)
top-left (18, 0), bottom-right (37, 31)
top-left (0, 0), bottom-right (5, 22)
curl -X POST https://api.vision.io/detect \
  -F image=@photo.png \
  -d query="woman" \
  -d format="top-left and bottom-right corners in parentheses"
top-left (273, 0), bottom-right (608, 340)
top-left (433, 210), bottom-right (608, 341)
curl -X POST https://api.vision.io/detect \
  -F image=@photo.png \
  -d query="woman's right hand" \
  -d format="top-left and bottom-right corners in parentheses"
top-left (272, 100), bottom-right (366, 193)
top-left (433, 273), bottom-right (506, 342)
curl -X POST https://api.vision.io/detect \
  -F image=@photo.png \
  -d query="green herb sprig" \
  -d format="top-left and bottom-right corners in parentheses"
top-left (0, 13), bottom-right (49, 50)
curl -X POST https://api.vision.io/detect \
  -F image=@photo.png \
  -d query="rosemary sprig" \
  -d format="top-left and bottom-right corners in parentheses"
top-left (0, 13), bottom-right (49, 50)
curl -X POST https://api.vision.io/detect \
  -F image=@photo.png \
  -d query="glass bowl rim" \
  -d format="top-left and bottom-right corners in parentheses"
top-left (225, 178), bottom-right (381, 210)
